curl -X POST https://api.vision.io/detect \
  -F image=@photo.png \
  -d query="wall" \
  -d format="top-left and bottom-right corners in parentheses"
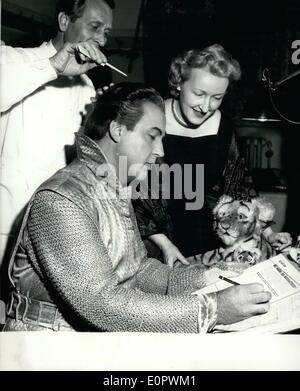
top-left (2, 0), bottom-right (142, 26)
top-left (3, 0), bottom-right (55, 16)
top-left (112, 0), bottom-right (142, 37)
top-left (109, 0), bottom-right (144, 83)
top-left (1, 0), bottom-right (55, 44)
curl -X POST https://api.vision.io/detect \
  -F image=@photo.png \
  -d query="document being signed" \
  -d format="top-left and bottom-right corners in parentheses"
top-left (194, 254), bottom-right (300, 333)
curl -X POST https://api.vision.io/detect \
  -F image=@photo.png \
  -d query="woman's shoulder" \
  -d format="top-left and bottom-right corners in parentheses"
top-left (219, 111), bottom-right (235, 127)
top-left (218, 111), bottom-right (236, 135)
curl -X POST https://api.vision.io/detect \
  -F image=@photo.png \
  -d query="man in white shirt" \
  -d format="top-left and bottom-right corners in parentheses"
top-left (0, 0), bottom-right (115, 267)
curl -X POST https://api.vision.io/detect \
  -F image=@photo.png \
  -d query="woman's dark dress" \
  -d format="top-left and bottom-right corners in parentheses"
top-left (133, 110), bottom-right (236, 258)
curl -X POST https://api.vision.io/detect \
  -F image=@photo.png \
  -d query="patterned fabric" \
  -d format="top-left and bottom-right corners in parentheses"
top-left (3, 318), bottom-right (74, 332)
top-left (132, 164), bottom-right (174, 260)
top-left (132, 188), bottom-right (173, 239)
top-left (5, 133), bottom-right (218, 333)
top-left (189, 235), bottom-right (276, 269)
top-left (222, 155), bottom-right (258, 200)
top-left (194, 290), bottom-right (218, 333)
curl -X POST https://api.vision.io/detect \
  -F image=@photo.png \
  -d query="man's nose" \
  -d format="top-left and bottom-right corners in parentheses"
top-left (152, 138), bottom-right (164, 158)
top-left (94, 31), bottom-right (107, 47)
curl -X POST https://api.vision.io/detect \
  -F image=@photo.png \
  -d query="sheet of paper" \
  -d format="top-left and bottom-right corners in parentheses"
top-left (193, 255), bottom-right (300, 333)
top-left (194, 254), bottom-right (300, 304)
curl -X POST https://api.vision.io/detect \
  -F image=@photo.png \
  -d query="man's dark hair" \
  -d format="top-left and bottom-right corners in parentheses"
top-left (84, 82), bottom-right (165, 141)
top-left (56, 0), bottom-right (115, 23)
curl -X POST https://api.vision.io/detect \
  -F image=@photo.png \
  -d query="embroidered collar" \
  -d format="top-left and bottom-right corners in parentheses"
top-left (75, 132), bottom-right (132, 199)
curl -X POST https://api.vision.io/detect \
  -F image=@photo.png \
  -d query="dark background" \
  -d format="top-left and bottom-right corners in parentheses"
top-left (142, 0), bottom-right (300, 117)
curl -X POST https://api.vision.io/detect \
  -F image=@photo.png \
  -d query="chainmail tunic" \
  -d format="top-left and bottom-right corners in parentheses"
top-left (6, 133), bottom-right (217, 332)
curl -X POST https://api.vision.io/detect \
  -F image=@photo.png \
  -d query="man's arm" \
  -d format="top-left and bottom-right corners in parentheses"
top-left (1, 46), bottom-right (58, 112)
top-left (27, 191), bottom-right (205, 333)
top-left (1, 40), bottom-right (106, 113)
top-left (166, 264), bottom-right (271, 325)
top-left (27, 191), bottom-right (271, 332)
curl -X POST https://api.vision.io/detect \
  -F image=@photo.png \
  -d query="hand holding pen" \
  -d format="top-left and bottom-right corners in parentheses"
top-left (200, 268), bottom-right (272, 324)
top-left (216, 282), bottom-right (272, 325)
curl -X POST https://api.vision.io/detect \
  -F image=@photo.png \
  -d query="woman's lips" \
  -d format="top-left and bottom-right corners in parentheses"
top-left (193, 108), bottom-right (206, 117)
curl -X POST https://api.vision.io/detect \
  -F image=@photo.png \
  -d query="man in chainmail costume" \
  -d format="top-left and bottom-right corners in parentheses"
top-left (3, 83), bottom-right (271, 332)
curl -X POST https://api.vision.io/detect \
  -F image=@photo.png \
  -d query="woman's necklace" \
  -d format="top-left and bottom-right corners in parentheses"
top-left (172, 99), bottom-right (215, 130)
top-left (171, 99), bottom-right (191, 128)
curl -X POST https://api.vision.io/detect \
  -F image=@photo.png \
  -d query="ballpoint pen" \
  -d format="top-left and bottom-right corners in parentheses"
top-left (77, 47), bottom-right (128, 77)
top-left (218, 275), bottom-right (240, 285)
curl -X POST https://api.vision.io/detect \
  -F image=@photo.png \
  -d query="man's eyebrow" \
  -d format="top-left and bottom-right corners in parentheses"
top-left (89, 20), bottom-right (104, 26)
top-left (88, 19), bottom-right (112, 28)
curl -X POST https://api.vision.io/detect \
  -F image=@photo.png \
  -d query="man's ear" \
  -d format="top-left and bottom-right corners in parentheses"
top-left (57, 12), bottom-right (71, 32)
top-left (109, 121), bottom-right (123, 143)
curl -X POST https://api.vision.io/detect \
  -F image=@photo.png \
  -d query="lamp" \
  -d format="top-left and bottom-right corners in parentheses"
top-left (242, 71), bottom-right (281, 122)
top-left (268, 68), bottom-right (300, 125)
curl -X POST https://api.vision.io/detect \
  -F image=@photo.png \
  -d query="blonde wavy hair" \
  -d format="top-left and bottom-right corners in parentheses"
top-left (169, 44), bottom-right (241, 97)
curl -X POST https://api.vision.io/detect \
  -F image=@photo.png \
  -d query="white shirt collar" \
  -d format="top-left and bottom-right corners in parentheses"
top-left (165, 98), bottom-right (221, 138)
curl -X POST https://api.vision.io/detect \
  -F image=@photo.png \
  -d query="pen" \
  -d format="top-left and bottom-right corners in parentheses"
top-left (218, 275), bottom-right (240, 285)
top-left (278, 242), bottom-right (291, 251)
top-left (77, 48), bottom-right (128, 77)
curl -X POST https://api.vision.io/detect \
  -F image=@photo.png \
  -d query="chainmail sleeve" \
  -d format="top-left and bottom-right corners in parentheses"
top-left (26, 191), bottom-right (217, 333)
